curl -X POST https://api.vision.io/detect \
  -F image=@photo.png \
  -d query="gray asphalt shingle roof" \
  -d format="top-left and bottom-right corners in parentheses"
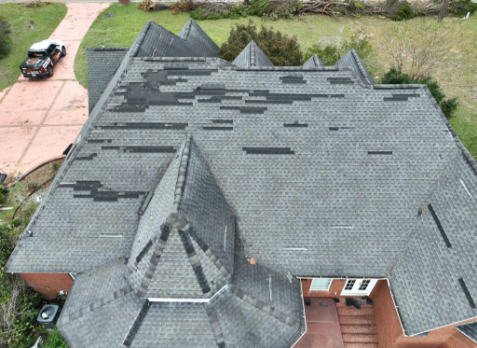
top-left (7, 19), bottom-right (477, 342)
top-left (58, 254), bottom-right (304, 348)
top-left (87, 48), bottom-right (128, 113)
top-left (232, 41), bottom-right (274, 67)
top-left (125, 138), bottom-right (234, 300)
top-left (457, 322), bottom-right (477, 343)
top-left (303, 54), bottom-right (325, 68)
top-left (334, 48), bottom-right (374, 85)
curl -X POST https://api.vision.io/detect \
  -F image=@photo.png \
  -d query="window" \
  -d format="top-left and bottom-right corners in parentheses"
top-left (309, 278), bottom-right (332, 291)
top-left (359, 279), bottom-right (371, 291)
top-left (344, 279), bottom-right (356, 290)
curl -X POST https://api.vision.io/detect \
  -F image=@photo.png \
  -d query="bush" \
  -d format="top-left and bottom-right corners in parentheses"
top-left (391, 0), bottom-right (416, 21)
top-left (190, 4), bottom-right (248, 20)
top-left (381, 68), bottom-right (458, 119)
top-left (0, 185), bottom-right (7, 205)
top-left (265, 0), bottom-right (302, 20)
top-left (219, 21), bottom-right (302, 66)
top-left (0, 18), bottom-right (12, 60)
top-left (42, 328), bottom-right (68, 348)
top-left (248, 0), bottom-right (271, 17)
top-left (448, 0), bottom-right (477, 16)
top-left (304, 30), bottom-right (372, 67)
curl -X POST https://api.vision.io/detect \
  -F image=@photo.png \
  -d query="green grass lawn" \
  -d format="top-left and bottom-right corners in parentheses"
top-left (75, 4), bottom-right (477, 158)
top-left (0, 3), bottom-right (67, 93)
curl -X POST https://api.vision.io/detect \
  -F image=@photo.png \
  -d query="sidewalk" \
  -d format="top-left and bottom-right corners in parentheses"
top-left (0, 3), bottom-right (109, 178)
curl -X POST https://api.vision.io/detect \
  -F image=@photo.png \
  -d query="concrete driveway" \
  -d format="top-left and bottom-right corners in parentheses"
top-left (0, 3), bottom-right (109, 178)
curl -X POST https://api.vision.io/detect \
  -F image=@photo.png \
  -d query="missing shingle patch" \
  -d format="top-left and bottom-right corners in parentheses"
top-left (368, 151), bottom-right (393, 155)
top-left (458, 278), bottom-right (476, 309)
top-left (166, 69), bottom-right (217, 76)
top-left (392, 94), bottom-right (419, 98)
top-left (384, 97), bottom-right (408, 102)
top-left (220, 106), bottom-right (267, 114)
top-left (327, 77), bottom-right (354, 85)
top-left (75, 153), bottom-right (97, 161)
top-left (329, 127), bottom-right (339, 131)
top-left (87, 139), bottom-right (112, 143)
top-left (428, 204), bottom-right (452, 248)
top-left (280, 76), bottom-right (306, 84)
top-left (97, 123), bottom-right (188, 130)
top-left (203, 127), bottom-right (233, 131)
top-left (212, 120), bottom-right (233, 124)
top-left (124, 146), bottom-right (176, 153)
top-left (284, 122), bottom-right (308, 128)
top-left (243, 147), bottom-right (295, 155)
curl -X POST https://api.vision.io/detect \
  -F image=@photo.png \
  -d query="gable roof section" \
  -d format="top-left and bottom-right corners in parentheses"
top-left (178, 18), bottom-right (220, 57)
top-left (232, 41), bottom-right (274, 67)
top-left (125, 138), bottom-right (234, 300)
top-left (334, 49), bottom-right (374, 85)
top-left (135, 19), bottom-right (218, 58)
top-left (391, 148), bottom-right (477, 335)
top-left (303, 54), bottom-right (325, 68)
top-left (87, 48), bottom-right (128, 113)
top-left (58, 254), bottom-right (304, 348)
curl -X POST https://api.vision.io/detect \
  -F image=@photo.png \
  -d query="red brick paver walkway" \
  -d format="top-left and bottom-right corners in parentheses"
top-left (0, 3), bottom-right (109, 178)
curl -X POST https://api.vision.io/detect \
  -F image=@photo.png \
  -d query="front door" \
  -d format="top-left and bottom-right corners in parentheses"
top-left (340, 279), bottom-right (377, 296)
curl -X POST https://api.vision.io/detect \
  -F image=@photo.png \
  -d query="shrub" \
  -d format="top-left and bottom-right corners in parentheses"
top-left (0, 185), bottom-right (7, 205)
top-left (219, 21), bottom-right (302, 66)
top-left (248, 0), bottom-right (271, 17)
top-left (304, 30), bottom-right (373, 67)
top-left (42, 328), bottom-right (68, 348)
top-left (391, 0), bottom-right (416, 20)
top-left (190, 4), bottom-right (248, 20)
top-left (265, 0), bottom-right (302, 20)
top-left (0, 18), bottom-right (12, 60)
top-left (448, 0), bottom-right (477, 16)
top-left (381, 68), bottom-right (458, 119)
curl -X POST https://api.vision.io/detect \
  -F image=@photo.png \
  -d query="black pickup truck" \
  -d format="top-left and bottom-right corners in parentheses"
top-left (20, 40), bottom-right (66, 78)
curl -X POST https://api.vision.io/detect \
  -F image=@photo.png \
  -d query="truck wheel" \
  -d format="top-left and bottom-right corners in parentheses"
top-left (47, 65), bottom-right (54, 77)
top-left (61, 46), bottom-right (66, 56)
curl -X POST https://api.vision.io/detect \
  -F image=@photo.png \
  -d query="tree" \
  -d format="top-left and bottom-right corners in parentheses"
top-left (381, 68), bottom-right (458, 119)
top-left (377, 19), bottom-right (461, 81)
top-left (219, 20), bottom-right (303, 66)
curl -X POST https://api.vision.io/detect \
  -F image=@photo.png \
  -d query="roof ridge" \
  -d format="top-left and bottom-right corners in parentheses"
top-left (349, 48), bottom-right (374, 85)
top-left (172, 136), bottom-right (192, 213)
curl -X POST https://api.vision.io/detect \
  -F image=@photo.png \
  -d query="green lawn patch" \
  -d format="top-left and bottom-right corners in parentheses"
top-left (0, 3), bottom-right (67, 93)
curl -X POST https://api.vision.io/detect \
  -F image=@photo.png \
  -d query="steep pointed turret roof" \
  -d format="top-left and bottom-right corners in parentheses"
top-left (232, 41), bottom-right (274, 67)
top-left (334, 48), bottom-right (374, 85)
top-left (303, 54), bottom-right (325, 68)
top-left (58, 255), bottom-right (305, 348)
top-left (126, 138), bottom-right (235, 300)
top-left (133, 19), bottom-right (219, 58)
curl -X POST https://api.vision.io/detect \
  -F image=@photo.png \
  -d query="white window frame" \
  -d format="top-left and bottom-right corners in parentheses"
top-left (309, 278), bottom-right (332, 291)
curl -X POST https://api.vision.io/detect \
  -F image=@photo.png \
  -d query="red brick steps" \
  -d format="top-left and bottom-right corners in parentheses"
top-left (338, 299), bottom-right (378, 348)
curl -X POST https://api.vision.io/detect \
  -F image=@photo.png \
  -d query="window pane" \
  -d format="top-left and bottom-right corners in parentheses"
top-left (310, 278), bottom-right (332, 291)
top-left (345, 280), bottom-right (356, 290)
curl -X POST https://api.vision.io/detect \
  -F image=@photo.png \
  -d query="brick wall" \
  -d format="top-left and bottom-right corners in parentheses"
top-left (302, 278), bottom-right (347, 298)
top-left (371, 279), bottom-right (477, 348)
top-left (20, 273), bottom-right (73, 300)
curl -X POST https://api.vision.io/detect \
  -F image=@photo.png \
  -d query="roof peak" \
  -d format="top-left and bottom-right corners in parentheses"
top-left (334, 49), bottom-right (374, 85)
top-left (232, 41), bottom-right (274, 68)
top-left (125, 138), bottom-right (235, 300)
